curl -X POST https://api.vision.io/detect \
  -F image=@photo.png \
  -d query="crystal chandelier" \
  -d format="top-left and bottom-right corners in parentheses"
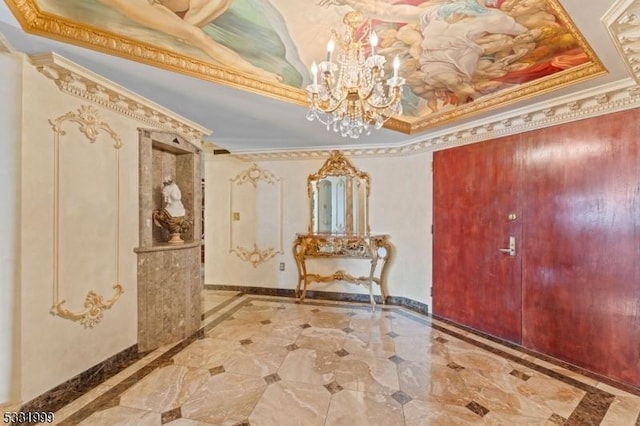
top-left (306, 11), bottom-right (405, 139)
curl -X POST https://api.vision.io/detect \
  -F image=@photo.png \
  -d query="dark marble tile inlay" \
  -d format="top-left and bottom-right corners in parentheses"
top-left (94, 396), bottom-right (120, 413)
top-left (510, 369), bottom-right (531, 381)
top-left (391, 390), bottom-right (413, 405)
top-left (335, 349), bottom-right (349, 358)
top-left (342, 327), bottom-right (354, 334)
top-left (466, 401), bottom-right (490, 417)
top-left (286, 343), bottom-right (299, 352)
top-left (260, 319), bottom-right (272, 325)
top-left (239, 339), bottom-right (253, 345)
top-left (388, 355), bottom-right (405, 365)
top-left (429, 319), bottom-right (617, 425)
top-left (386, 331), bottom-right (399, 338)
top-left (325, 381), bottom-right (344, 394)
top-left (447, 362), bottom-right (465, 371)
top-left (209, 366), bottom-right (225, 376)
top-left (434, 336), bottom-right (448, 344)
top-left (566, 391), bottom-right (616, 425)
top-left (161, 407), bottom-right (182, 424)
top-left (300, 323), bottom-right (312, 329)
top-left (264, 373), bottom-right (281, 385)
top-left (548, 413), bottom-right (567, 425)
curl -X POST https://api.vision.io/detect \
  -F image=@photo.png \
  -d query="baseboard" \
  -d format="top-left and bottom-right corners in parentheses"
top-left (204, 284), bottom-right (429, 316)
top-left (18, 345), bottom-right (142, 418)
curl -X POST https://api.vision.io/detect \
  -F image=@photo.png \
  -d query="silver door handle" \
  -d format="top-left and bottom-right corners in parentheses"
top-left (499, 236), bottom-right (516, 256)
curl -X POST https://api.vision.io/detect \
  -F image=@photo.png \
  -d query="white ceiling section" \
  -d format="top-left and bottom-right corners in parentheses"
top-left (0, 1), bottom-right (637, 155)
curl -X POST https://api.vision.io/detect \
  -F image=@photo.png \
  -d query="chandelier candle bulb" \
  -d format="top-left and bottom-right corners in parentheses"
top-left (393, 56), bottom-right (400, 79)
top-left (311, 61), bottom-right (318, 87)
top-left (326, 39), bottom-right (334, 62)
top-left (370, 31), bottom-right (378, 56)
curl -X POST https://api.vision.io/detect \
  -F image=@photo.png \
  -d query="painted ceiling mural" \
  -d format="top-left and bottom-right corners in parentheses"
top-left (6, 0), bottom-right (605, 134)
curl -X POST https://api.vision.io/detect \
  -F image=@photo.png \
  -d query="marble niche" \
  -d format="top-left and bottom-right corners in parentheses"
top-left (134, 129), bottom-right (203, 352)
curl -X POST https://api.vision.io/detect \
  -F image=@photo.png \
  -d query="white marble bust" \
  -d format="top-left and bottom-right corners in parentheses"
top-left (162, 179), bottom-right (186, 218)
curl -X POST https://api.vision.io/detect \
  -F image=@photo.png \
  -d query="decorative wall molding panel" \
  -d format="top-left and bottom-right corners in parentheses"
top-left (49, 105), bottom-right (124, 327)
top-left (31, 53), bottom-right (211, 142)
top-left (229, 164), bottom-right (283, 268)
top-left (233, 79), bottom-right (640, 161)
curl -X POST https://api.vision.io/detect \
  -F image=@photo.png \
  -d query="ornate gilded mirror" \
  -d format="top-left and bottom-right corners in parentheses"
top-left (308, 151), bottom-right (369, 235)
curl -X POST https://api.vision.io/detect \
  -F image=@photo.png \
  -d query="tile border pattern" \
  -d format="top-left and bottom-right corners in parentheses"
top-left (203, 284), bottom-right (429, 316)
top-left (15, 292), bottom-right (639, 425)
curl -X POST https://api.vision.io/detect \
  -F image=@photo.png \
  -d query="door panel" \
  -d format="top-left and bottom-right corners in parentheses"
top-left (433, 135), bottom-right (523, 343)
top-left (521, 113), bottom-right (640, 385)
top-left (433, 109), bottom-right (640, 387)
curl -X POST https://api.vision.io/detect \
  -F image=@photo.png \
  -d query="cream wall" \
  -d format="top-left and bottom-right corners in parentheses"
top-left (0, 49), bottom-right (23, 407)
top-left (204, 151), bottom-right (433, 307)
top-left (13, 57), bottom-right (140, 403)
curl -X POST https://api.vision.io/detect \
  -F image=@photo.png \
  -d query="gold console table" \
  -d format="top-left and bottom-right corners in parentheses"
top-left (293, 233), bottom-right (392, 305)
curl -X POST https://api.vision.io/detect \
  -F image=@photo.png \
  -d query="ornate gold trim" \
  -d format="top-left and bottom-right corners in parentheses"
top-left (50, 285), bottom-right (124, 328)
top-left (5, 0), bottom-right (605, 134)
top-left (307, 151), bottom-right (370, 234)
top-left (293, 233), bottom-right (392, 306)
top-left (31, 53), bottom-right (210, 142)
top-left (231, 163), bottom-right (279, 187)
top-left (231, 244), bottom-right (279, 268)
top-left (6, 0), bottom-right (306, 105)
top-left (49, 105), bottom-right (124, 328)
top-left (229, 163), bottom-right (283, 267)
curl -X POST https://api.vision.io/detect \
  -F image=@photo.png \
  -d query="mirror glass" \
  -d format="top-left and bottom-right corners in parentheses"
top-left (309, 152), bottom-right (369, 235)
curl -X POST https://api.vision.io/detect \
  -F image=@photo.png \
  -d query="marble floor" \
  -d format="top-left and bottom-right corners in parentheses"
top-left (44, 290), bottom-right (640, 425)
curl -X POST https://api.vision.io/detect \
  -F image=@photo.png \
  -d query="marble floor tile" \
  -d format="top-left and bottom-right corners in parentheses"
top-left (119, 365), bottom-right (210, 413)
top-left (248, 380), bottom-right (331, 426)
top-left (180, 372), bottom-right (266, 425)
top-left (42, 291), bottom-right (640, 426)
top-left (334, 355), bottom-right (400, 395)
top-left (78, 405), bottom-right (160, 425)
top-left (325, 389), bottom-right (404, 426)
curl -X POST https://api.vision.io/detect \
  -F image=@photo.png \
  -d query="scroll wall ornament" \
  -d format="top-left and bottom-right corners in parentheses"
top-left (229, 164), bottom-right (283, 267)
top-left (49, 105), bottom-right (124, 327)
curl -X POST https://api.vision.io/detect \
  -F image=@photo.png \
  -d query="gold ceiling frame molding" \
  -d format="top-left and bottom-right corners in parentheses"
top-left (233, 78), bottom-right (640, 161)
top-left (229, 164), bottom-right (283, 268)
top-left (5, 0), bottom-right (604, 135)
top-left (49, 105), bottom-right (124, 328)
top-left (29, 53), bottom-right (211, 142)
top-left (403, 0), bottom-right (607, 134)
top-left (5, 0), bottom-right (307, 106)
top-left (604, 0), bottom-right (640, 85)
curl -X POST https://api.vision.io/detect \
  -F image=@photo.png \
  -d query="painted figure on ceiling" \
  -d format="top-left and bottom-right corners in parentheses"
top-left (319, 0), bottom-right (586, 116)
top-left (96, 0), bottom-right (305, 85)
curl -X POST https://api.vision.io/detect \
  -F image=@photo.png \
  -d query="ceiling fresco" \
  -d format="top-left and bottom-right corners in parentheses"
top-left (5, 0), bottom-right (606, 134)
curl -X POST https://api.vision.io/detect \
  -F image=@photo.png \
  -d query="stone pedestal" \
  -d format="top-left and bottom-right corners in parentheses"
top-left (135, 129), bottom-right (202, 352)
top-left (134, 243), bottom-right (201, 352)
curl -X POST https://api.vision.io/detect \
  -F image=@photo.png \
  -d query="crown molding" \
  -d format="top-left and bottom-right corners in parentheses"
top-left (29, 52), bottom-right (212, 142)
top-left (232, 78), bottom-right (640, 161)
top-left (604, 0), bottom-right (640, 85)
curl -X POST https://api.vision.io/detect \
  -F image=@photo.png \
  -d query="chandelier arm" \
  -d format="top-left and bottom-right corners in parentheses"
top-left (313, 90), bottom-right (350, 114)
top-left (364, 86), bottom-right (403, 111)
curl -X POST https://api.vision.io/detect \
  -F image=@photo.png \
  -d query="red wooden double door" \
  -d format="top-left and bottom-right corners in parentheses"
top-left (433, 110), bottom-right (640, 386)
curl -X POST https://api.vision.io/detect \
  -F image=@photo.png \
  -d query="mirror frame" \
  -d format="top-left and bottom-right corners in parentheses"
top-left (308, 151), bottom-right (370, 235)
